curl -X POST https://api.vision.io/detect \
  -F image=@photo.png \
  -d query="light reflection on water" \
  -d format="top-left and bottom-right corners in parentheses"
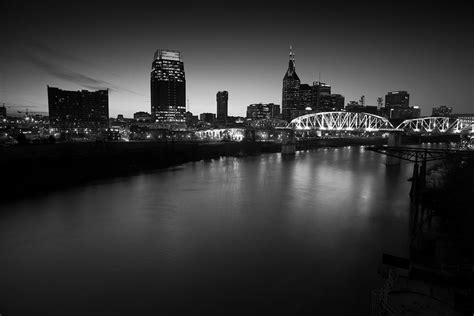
top-left (0, 146), bottom-right (413, 315)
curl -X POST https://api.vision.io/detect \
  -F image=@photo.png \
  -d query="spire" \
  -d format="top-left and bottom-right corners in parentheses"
top-left (288, 45), bottom-right (295, 72)
top-left (284, 45), bottom-right (299, 81)
top-left (289, 45), bottom-right (295, 64)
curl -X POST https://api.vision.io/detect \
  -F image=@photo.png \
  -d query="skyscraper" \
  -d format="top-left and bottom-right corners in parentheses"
top-left (151, 50), bottom-right (186, 127)
top-left (216, 91), bottom-right (228, 123)
top-left (282, 46), bottom-right (300, 121)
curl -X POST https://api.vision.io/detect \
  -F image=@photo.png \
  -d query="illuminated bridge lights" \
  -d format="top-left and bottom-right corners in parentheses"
top-left (396, 117), bottom-right (474, 134)
top-left (288, 112), bottom-right (394, 131)
top-left (449, 119), bottom-right (474, 134)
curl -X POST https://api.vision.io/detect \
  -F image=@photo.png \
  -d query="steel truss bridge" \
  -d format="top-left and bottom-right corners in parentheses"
top-left (396, 117), bottom-right (473, 134)
top-left (288, 111), bottom-right (394, 131)
top-left (287, 112), bottom-right (474, 134)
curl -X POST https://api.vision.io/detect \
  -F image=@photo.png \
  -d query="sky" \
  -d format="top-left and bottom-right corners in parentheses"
top-left (1, 0), bottom-right (473, 117)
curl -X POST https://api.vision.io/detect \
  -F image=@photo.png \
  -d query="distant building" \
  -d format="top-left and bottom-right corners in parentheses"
top-left (386, 106), bottom-right (420, 120)
top-left (227, 116), bottom-right (246, 125)
top-left (385, 91), bottom-right (410, 108)
top-left (199, 113), bottom-right (216, 124)
top-left (383, 91), bottom-right (416, 123)
top-left (299, 84), bottom-right (312, 110)
top-left (432, 105), bottom-right (453, 117)
top-left (320, 94), bottom-right (345, 111)
top-left (282, 46), bottom-right (300, 121)
top-left (247, 103), bottom-right (280, 120)
top-left (47, 86), bottom-right (109, 129)
top-left (269, 103), bottom-right (281, 118)
top-left (216, 91), bottom-right (228, 123)
top-left (151, 49), bottom-right (186, 127)
top-left (185, 111), bottom-right (199, 127)
top-left (0, 104), bottom-right (6, 117)
top-left (133, 111), bottom-right (152, 122)
top-left (311, 81), bottom-right (331, 111)
top-left (451, 113), bottom-right (474, 122)
top-left (377, 97), bottom-right (384, 109)
top-left (345, 103), bottom-right (379, 115)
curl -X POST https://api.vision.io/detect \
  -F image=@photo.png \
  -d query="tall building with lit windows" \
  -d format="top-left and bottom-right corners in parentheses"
top-left (216, 91), bottom-right (228, 123)
top-left (151, 50), bottom-right (186, 128)
top-left (47, 86), bottom-right (109, 129)
top-left (282, 46), bottom-right (300, 121)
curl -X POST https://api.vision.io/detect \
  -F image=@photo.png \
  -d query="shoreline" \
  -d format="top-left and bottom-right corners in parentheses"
top-left (1, 134), bottom-right (459, 204)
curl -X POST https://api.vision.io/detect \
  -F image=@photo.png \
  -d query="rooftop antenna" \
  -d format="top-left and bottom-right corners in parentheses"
top-left (186, 98), bottom-right (190, 112)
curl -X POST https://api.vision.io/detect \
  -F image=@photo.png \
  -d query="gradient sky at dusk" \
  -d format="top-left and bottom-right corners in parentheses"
top-left (1, 1), bottom-right (473, 117)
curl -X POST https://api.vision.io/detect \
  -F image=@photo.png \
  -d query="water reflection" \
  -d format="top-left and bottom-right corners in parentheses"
top-left (0, 146), bottom-right (412, 315)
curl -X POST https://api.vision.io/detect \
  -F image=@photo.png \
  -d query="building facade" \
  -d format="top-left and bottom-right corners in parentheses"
top-left (199, 113), bottom-right (216, 124)
top-left (133, 111), bottom-right (152, 122)
top-left (47, 86), bottom-right (109, 129)
top-left (299, 84), bottom-right (312, 110)
top-left (385, 91), bottom-right (410, 108)
top-left (151, 50), bottom-right (186, 128)
top-left (246, 103), bottom-right (280, 120)
top-left (282, 47), bottom-right (300, 121)
top-left (345, 103), bottom-right (379, 115)
top-left (311, 81), bottom-right (331, 111)
top-left (216, 91), bottom-right (228, 123)
top-left (319, 94), bottom-right (345, 111)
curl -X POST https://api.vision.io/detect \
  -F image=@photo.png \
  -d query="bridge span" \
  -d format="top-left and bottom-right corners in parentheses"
top-left (288, 112), bottom-right (473, 135)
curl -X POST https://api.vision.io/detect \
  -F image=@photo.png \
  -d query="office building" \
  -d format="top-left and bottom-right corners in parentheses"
top-left (299, 84), bottom-right (312, 110)
top-left (282, 47), bottom-right (300, 121)
top-left (47, 86), bottom-right (109, 129)
top-left (216, 91), bottom-right (228, 123)
top-left (345, 103), bottom-right (379, 115)
top-left (151, 50), bottom-right (186, 127)
top-left (185, 111), bottom-right (199, 127)
top-left (133, 111), bottom-right (151, 122)
top-left (319, 94), bottom-right (345, 111)
top-left (312, 81), bottom-right (331, 110)
top-left (199, 113), bottom-right (216, 124)
top-left (246, 103), bottom-right (281, 120)
top-left (385, 91), bottom-right (410, 108)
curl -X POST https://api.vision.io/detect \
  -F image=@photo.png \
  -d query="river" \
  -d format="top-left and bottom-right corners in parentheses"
top-left (0, 146), bottom-right (413, 315)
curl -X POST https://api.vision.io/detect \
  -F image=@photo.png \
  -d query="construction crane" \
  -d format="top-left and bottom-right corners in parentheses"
top-left (1, 102), bottom-right (40, 118)
top-left (16, 109), bottom-right (40, 122)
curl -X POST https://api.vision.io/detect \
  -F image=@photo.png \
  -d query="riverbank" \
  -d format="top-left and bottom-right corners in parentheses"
top-left (0, 135), bottom-right (459, 203)
top-left (372, 148), bottom-right (474, 315)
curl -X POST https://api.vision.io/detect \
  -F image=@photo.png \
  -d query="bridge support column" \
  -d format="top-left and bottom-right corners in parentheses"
top-left (281, 129), bottom-right (296, 155)
top-left (386, 133), bottom-right (401, 165)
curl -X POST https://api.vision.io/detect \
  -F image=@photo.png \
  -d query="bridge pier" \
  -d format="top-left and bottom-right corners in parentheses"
top-left (280, 128), bottom-right (296, 155)
top-left (385, 133), bottom-right (401, 165)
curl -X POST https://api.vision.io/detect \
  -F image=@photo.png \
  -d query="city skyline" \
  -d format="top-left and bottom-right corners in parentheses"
top-left (1, 1), bottom-right (473, 118)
